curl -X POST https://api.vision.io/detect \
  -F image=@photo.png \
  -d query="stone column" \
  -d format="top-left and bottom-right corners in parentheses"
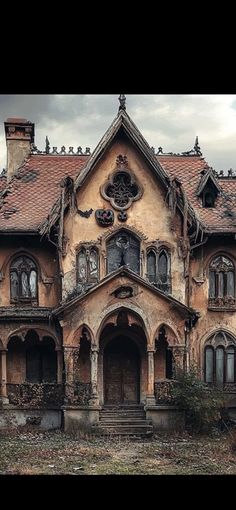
top-left (89, 348), bottom-right (99, 407)
top-left (171, 345), bottom-right (186, 377)
top-left (0, 350), bottom-right (9, 404)
top-left (56, 349), bottom-right (63, 384)
top-left (146, 349), bottom-right (156, 406)
top-left (63, 346), bottom-right (75, 405)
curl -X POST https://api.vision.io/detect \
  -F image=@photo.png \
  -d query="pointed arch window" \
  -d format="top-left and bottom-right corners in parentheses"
top-left (147, 248), bottom-right (171, 293)
top-left (106, 231), bottom-right (140, 274)
top-left (77, 247), bottom-right (99, 284)
top-left (208, 255), bottom-right (235, 308)
top-left (204, 331), bottom-right (236, 384)
top-left (10, 255), bottom-right (38, 303)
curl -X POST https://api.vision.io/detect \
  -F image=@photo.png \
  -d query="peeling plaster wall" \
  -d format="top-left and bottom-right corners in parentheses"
top-left (63, 137), bottom-right (186, 304)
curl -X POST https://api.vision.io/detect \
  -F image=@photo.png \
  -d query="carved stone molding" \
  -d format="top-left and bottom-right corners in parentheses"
top-left (95, 209), bottom-right (114, 227)
top-left (100, 156), bottom-right (143, 211)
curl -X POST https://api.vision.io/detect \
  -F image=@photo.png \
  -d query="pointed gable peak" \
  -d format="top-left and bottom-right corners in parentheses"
top-left (196, 166), bottom-right (221, 197)
top-left (75, 95), bottom-right (168, 190)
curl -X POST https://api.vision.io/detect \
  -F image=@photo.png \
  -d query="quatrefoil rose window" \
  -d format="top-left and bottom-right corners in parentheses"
top-left (101, 155), bottom-right (143, 211)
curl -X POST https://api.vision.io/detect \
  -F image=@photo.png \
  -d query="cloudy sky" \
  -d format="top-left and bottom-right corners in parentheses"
top-left (1, 94), bottom-right (236, 173)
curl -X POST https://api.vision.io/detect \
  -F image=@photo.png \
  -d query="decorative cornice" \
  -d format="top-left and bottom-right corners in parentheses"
top-left (30, 144), bottom-right (91, 156)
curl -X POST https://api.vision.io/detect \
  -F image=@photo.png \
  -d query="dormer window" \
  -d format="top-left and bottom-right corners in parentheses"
top-left (196, 168), bottom-right (221, 209)
top-left (203, 190), bottom-right (215, 208)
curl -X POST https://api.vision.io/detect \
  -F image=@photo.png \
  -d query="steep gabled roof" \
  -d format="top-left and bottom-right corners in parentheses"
top-left (0, 155), bottom-right (88, 232)
top-left (157, 155), bottom-right (236, 232)
top-left (53, 266), bottom-right (198, 320)
top-left (75, 108), bottom-right (169, 190)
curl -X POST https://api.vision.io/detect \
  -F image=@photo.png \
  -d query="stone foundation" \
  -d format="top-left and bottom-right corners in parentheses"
top-left (63, 407), bottom-right (100, 433)
top-left (146, 405), bottom-right (185, 431)
top-left (0, 408), bottom-right (61, 430)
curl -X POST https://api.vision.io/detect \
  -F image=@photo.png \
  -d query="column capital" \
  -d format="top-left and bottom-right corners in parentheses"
top-left (0, 349), bottom-right (8, 353)
top-left (147, 348), bottom-right (156, 354)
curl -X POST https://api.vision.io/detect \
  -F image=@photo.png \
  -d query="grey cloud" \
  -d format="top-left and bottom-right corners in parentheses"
top-left (1, 95), bottom-right (236, 173)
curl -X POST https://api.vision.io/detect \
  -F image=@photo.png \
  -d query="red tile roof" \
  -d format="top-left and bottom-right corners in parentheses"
top-left (157, 155), bottom-right (236, 232)
top-left (1, 151), bottom-right (236, 233)
top-left (0, 155), bottom-right (88, 231)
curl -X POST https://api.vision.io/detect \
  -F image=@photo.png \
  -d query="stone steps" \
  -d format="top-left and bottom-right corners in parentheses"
top-left (93, 405), bottom-right (153, 437)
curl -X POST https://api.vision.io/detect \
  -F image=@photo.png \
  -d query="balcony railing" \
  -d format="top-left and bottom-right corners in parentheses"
top-left (7, 384), bottom-right (64, 408)
top-left (154, 380), bottom-right (178, 404)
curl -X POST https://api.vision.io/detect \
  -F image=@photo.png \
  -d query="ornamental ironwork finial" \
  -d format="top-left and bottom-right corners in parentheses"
top-left (45, 136), bottom-right (50, 154)
top-left (194, 136), bottom-right (202, 156)
top-left (118, 94), bottom-right (126, 111)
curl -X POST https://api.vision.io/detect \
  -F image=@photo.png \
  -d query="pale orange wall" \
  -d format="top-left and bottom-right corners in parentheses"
top-left (7, 346), bottom-right (25, 383)
top-left (154, 346), bottom-right (166, 379)
top-left (63, 137), bottom-right (185, 304)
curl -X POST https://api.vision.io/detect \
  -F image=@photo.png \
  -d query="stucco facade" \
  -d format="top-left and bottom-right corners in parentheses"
top-left (0, 98), bottom-right (236, 433)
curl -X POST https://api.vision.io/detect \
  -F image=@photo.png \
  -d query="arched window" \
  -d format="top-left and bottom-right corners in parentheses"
top-left (107, 231), bottom-right (140, 274)
top-left (208, 255), bottom-right (235, 307)
top-left (10, 255), bottom-right (38, 302)
top-left (77, 247), bottom-right (99, 284)
top-left (204, 331), bottom-right (236, 384)
top-left (147, 248), bottom-right (170, 293)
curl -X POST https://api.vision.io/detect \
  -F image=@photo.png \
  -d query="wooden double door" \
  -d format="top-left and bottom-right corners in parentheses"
top-left (104, 336), bottom-right (140, 404)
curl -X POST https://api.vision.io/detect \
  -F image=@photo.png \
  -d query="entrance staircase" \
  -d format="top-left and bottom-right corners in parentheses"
top-left (93, 405), bottom-right (153, 437)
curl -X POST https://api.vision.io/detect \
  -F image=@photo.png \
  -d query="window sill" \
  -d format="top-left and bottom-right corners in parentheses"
top-left (208, 306), bottom-right (236, 312)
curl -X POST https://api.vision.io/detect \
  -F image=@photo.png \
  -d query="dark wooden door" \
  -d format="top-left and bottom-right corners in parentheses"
top-left (104, 337), bottom-right (139, 404)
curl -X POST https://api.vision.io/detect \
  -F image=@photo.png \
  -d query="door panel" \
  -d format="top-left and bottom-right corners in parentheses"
top-left (104, 337), bottom-right (139, 404)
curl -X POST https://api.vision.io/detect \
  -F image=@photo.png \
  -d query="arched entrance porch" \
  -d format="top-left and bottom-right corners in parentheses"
top-left (98, 309), bottom-right (148, 406)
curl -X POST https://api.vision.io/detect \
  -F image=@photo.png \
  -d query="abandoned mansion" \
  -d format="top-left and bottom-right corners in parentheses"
top-left (0, 95), bottom-right (236, 434)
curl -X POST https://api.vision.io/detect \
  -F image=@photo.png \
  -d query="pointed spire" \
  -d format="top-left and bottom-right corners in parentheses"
top-left (45, 136), bottom-right (50, 154)
top-left (118, 94), bottom-right (126, 111)
top-left (194, 136), bottom-right (202, 156)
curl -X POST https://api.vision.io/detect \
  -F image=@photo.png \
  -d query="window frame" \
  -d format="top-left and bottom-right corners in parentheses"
top-left (204, 333), bottom-right (236, 384)
top-left (77, 245), bottom-right (99, 285)
top-left (10, 254), bottom-right (38, 305)
top-left (146, 247), bottom-right (171, 293)
top-left (208, 254), bottom-right (235, 309)
top-left (106, 230), bottom-right (141, 275)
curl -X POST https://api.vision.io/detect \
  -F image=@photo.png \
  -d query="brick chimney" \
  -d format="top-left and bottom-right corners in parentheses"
top-left (4, 118), bottom-right (35, 182)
